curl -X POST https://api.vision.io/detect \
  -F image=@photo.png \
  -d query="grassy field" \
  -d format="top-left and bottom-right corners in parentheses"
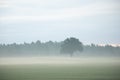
top-left (0, 57), bottom-right (120, 80)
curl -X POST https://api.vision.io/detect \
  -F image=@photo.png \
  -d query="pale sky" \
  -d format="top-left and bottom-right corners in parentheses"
top-left (0, 0), bottom-right (120, 44)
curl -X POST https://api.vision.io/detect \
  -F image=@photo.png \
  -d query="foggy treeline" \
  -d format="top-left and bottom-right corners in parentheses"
top-left (0, 40), bottom-right (120, 57)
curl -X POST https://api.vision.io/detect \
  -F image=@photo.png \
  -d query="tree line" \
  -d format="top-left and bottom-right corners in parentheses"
top-left (0, 37), bottom-right (120, 57)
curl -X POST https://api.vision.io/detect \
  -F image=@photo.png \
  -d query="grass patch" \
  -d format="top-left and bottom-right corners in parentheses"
top-left (0, 63), bottom-right (120, 80)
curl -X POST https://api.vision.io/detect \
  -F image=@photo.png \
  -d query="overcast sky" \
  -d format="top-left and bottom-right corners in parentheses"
top-left (0, 0), bottom-right (120, 44)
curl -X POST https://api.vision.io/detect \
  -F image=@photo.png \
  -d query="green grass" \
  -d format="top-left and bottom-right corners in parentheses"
top-left (0, 64), bottom-right (120, 80)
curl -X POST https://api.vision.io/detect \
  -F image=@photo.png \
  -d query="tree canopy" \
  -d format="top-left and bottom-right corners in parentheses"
top-left (0, 38), bottom-right (120, 57)
top-left (60, 37), bottom-right (83, 56)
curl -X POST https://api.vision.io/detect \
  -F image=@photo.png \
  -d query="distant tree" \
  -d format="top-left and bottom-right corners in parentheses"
top-left (60, 37), bottom-right (83, 56)
top-left (36, 40), bottom-right (41, 45)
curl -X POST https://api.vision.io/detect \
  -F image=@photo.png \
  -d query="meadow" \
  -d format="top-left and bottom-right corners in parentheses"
top-left (0, 57), bottom-right (120, 80)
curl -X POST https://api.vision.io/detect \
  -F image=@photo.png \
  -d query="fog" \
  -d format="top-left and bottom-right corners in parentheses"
top-left (0, 56), bottom-right (120, 65)
top-left (0, 0), bottom-right (120, 79)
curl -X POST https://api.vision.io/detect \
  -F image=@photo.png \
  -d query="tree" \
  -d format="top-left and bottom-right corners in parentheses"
top-left (60, 37), bottom-right (83, 56)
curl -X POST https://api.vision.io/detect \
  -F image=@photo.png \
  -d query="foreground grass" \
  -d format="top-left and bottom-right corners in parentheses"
top-left (0, 64), bottom-right (120, 80)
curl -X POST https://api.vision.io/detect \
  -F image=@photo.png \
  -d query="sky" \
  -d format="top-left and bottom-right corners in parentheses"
top-left (0, 0), bottom-right (120, 44)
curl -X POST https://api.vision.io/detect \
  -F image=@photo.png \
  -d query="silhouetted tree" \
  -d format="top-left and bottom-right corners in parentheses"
top-left (60, 37), bottom-right (83, 56)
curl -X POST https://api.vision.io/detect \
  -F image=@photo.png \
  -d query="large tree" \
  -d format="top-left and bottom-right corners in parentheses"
top-left (60, 37), bottom-right (83, 56)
